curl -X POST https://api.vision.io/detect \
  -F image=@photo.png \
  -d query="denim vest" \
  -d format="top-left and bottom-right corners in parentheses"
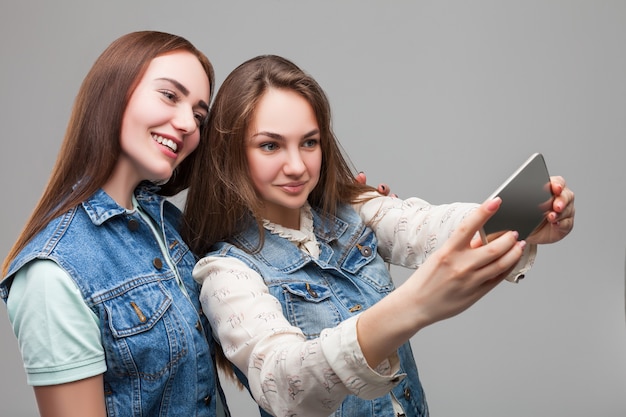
top-left (210, 204), bottom-right (428, 417)
top-left (1, 184), bottom-right (227, 417)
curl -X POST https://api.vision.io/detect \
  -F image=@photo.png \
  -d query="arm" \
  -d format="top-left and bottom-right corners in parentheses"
top-left (7, 260), bottom-right (107, 415)
top-left (34, 375), bottom-right (106, 417)
top-left (355, 192), bottom-right (537, 282)
top-left (357, 197), bottom-right (526, 366)
top-left (353, 192), bottom-right (487, 267)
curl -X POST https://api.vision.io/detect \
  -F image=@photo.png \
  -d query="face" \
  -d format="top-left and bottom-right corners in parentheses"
top-left (117, 50), bottom-right (210, 187)
top-left (246, 88), bottom-right (322, 228)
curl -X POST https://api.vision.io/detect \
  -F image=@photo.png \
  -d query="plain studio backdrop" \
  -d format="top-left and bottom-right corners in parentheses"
top-left (1, 1), bottom-right (624, 416)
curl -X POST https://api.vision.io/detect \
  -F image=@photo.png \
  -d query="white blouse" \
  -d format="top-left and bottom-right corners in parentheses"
top-left (193, 193), bottom-right (535, 416)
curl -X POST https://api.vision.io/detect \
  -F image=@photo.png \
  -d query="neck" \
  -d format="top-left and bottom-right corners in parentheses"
top-left (102, 164), bottom-right (140, 210)
top-left (262, 205), bottom-right (301, 230)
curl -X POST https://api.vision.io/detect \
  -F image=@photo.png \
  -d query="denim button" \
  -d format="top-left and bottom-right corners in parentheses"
top-left (404, 387), bottom-right (411, 400)
top-left (357, 244), bottom-right (372, 257)
top-left (127, 219), bottom-right (139, 231)
top-left (204, 395), bottom-right (211, 406)
top-left (195, 320), bottom-right (202, 332)
top-left (153, 258), bottom-right (163, 269)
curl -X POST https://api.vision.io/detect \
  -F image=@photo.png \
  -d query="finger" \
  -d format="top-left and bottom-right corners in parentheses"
top-left (449, 198), bottom-right (502, 248)
top-left (478, 272), bottom-right (509, 295)
top-left (549, 187), bottom-right (575, 222)
top-left (378, 183), bottom-right (390, 196)
top-left (459, 257), bottom-right (515, 306)
top-left (355, 172), bottom-right (366, 185)
top-left (470, 233), bottom-right (484, 249)
top-left (549, 175), bottom-right (566, 196)
top-left (476, 237), bottom-right (525, 278)
top-left (555, 215), bottom-right (575, 234)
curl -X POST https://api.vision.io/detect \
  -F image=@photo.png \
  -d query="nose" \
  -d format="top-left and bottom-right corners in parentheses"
top-left (172, 105), bottom-right (198, 135)
top-left (283, 148), bottom-right (306, 177)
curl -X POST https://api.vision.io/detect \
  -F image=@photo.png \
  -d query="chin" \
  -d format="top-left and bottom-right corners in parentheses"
top-left (152, 177), bottom-right (171, 186)
top-left (147, 171), bottom-right (174, 186)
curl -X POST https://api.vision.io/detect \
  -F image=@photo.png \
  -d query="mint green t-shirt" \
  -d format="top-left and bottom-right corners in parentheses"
top-left (7, 259), bottom-right (106, 386)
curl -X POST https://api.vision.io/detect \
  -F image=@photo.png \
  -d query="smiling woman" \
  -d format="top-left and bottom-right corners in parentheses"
top-left (106, 51), bottom-right (210, 209)
top-left (245, 88), bottom-right (323, 229)
top-left (181, 55), bottom-right (575, 417)
top-left (0, 31), bottom-right (228, 417)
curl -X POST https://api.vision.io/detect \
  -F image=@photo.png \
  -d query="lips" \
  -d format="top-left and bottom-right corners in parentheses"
top-left (152, 134), bottom-right (178, 153)
top-left (280, 182), bottom-right (307, 194)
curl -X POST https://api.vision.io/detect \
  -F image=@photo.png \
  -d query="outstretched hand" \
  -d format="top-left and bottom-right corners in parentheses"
top-left (357, 197), bottom-right (527, 367)
top-left (407, 197), bottom-right (527, 327)
top-left (526, 176), bottom-right (575, 245)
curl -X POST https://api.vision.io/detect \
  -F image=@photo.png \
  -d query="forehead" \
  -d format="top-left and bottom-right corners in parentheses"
top-left (251, 88), bottom-right (317, 129)
top-left (140, 51), bottom-right (211, 102)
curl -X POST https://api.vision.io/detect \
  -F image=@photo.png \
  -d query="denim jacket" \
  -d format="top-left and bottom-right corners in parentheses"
top-left (1, 184), bottom-right (227, 417)
top-left (210, 203), bottom-right (428, 417)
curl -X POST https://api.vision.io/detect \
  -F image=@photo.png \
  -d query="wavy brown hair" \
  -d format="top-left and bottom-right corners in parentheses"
top-left (182, 55), bottom-right (376, 257)
top-left (2, 31), bottom-right (215, 276)
top-left (182, 54), bottom-right (378, 382)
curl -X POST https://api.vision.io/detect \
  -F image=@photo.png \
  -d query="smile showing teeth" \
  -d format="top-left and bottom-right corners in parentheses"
top-left (152, 134), bottom-right (178, 153)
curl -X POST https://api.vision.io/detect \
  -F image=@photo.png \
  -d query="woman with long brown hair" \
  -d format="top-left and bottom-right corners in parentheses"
top-left (183, 55), bottom-right (575, 417)
top-left (1, 31), bottom-right (228, 417)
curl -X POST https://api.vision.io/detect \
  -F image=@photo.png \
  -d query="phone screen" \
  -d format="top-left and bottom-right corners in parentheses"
top-left (482, 153), bottom-right (554, 242)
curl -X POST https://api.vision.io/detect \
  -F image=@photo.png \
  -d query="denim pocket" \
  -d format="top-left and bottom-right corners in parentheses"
top-left (101, 279), bottom-right (187, 380)
top-left (280, 281), bottom-right (340, 339)
top-left (341, 231), bottom-right (395, 293)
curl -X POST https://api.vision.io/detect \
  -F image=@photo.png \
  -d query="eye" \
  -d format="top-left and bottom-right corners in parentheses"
top-left (160, 89), bottom-right (178, 101)
top-left (260, 142), bottom-right (278, 152)
top-left (303, 138), bottom-right (319, 149)
top-left (194, 112), bottom-right (208, 127)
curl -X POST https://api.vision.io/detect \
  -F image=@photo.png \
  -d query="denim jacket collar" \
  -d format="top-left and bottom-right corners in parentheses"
top-left (232, 206), bottom-right (355, 273)
top-left (81, 182), bottom-right (163, 226)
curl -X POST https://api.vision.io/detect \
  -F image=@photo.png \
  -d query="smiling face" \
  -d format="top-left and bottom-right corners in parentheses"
top-left (105, 50), bottom-right (210, 205)
top-left (246, 88), bottom-right (322, 228)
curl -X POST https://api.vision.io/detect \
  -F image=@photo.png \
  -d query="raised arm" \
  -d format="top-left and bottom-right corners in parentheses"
top-left (357, 197), bottom-right (525, 366)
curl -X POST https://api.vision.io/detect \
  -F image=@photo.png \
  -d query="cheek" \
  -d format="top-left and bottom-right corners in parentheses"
top-left (308, 151), bottom-right (323, 180)
top-left (183, 133), bottom-right (201, 156)
top-left (248, 160), bottom-right (270, 191)
top-left (246, 151), bottom-right (269, 187)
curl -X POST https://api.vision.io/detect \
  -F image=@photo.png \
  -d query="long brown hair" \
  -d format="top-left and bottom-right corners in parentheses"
top-left (2, 31), bottom-right (215, 276)
top-left (182, 54), bottom-right (375, 257)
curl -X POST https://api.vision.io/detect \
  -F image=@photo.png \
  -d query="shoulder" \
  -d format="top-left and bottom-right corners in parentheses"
top-left (8, 259), bottom-right (77, 306)
top-left (3, 211), bottom-right (75, 282)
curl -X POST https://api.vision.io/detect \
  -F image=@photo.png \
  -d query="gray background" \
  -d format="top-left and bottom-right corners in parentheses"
top-left (1, 1), bottom-right (624, 416)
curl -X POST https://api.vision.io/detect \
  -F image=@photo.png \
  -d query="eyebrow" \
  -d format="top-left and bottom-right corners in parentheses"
top-left (157, 77), bottom-right (209, 111)
top-left (251, 129), bottom-right (320, 140)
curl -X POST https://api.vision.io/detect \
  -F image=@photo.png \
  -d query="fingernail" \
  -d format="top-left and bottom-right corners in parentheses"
top-left (486, 197), bottom-right (501, 211)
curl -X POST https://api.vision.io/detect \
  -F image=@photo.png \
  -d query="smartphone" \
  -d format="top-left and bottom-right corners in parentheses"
top-left (480, 153), bottom-right (554, 244)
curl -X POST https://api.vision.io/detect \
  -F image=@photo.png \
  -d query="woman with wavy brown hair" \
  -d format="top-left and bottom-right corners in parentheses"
top-left (183, 55), bottom-right (575, 417)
